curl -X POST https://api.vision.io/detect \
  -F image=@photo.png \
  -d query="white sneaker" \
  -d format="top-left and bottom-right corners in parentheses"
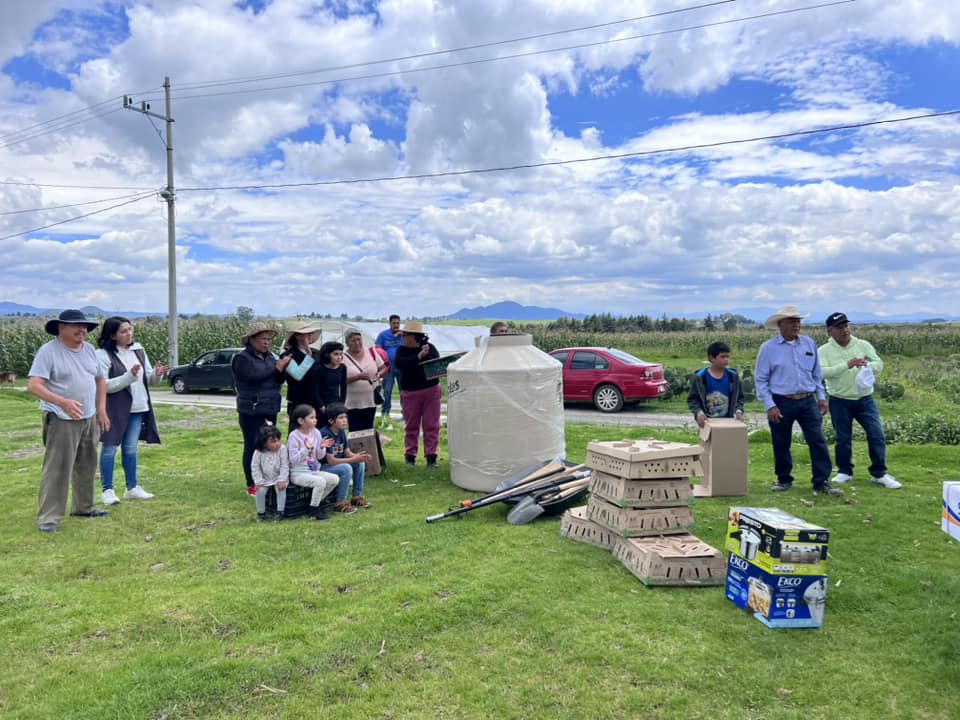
top-left (871, 474), bottom-right (902, 489)
top-left (124, 486), bottom-right (155, 500)
top-left (102, 489), bottom-right (121, 506)
top-left (830, 472), bottom-right (854, 485)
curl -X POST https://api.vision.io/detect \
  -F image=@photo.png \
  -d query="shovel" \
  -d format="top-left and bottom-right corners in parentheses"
top-left (426, 466), bottom-right (588, 523)
top-left (506, 476), bottom-right (592, 525)
top-left (457, 462), bottom-right (567, 508)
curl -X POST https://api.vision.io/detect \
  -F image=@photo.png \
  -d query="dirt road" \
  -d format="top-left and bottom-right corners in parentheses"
top-left (151, 390), bottom-right (768, 430)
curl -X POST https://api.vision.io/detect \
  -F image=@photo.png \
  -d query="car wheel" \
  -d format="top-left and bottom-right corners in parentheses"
top-left (172, 376), bottom-right (188, 394)
top-left (593, 384), bottom-right (624, 413)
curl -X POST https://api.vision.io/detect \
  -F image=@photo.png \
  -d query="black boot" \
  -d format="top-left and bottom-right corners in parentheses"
top-left (256, 512), bottom-right (267, 523)
top-left (426, 454), bottom-right (438, 468)
top-left (405, 455), bottom-right (416, 466)
top-left (309, 502), bottom-right (329, 521)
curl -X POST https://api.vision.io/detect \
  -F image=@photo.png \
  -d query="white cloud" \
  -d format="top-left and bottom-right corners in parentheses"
top-left (0, 0), bottom-right (959, 322)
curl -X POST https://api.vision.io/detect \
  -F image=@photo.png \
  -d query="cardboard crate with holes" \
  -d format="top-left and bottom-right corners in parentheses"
top-left (613, 534), bottom-right (726, 586)
top-left (585, 439), bottom-right (702, 479)
top-left (560, 507), bottom-right (619, 550)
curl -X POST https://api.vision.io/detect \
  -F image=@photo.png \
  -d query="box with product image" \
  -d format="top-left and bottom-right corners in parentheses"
top-left (725, 507), bottom-right (829, 576)
top-left (695, 418), bottom-right (748, 497)
top-left (348, 429), bottom-right (384, 476)
top-left (943, 482), bottom-right (960, 541)
top-left (725, 551), bottom-right (827, 628)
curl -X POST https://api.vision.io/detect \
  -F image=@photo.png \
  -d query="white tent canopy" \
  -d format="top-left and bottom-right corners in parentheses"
top-left (302, 319), bottom-right (490, 355)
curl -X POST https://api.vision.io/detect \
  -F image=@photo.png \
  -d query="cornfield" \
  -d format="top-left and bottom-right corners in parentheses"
top-left (2, 317), bottom-right (960, 376)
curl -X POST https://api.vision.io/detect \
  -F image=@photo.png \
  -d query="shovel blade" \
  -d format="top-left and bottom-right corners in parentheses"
top-left (506, 495), bottom-right (547, 525)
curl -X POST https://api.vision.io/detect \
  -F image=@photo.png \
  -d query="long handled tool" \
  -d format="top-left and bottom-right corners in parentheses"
top-left (426, 466), bottom-right (589, 523)
top-left (506, 477), bottom-right (592, 526)
top-left (456, 462), bottom-right (567, 509)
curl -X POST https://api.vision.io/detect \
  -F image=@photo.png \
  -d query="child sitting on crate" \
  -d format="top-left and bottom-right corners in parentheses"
top-left (687, 341), bottom-right (745, 428)
top-left (252, 424), bottom-right (289, 523)
top-left (288, 404), bottom-right (339, 520)
top-left (320, 402), bottom-right (373, 512)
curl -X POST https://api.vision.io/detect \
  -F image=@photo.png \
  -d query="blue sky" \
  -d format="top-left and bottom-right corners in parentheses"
top-left (1, 0), bottom-right (959, 321)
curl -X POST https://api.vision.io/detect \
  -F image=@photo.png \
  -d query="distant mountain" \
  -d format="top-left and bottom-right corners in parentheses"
top-left (446, 301), bottom-right (586, 321)
top-left (0, 301), bottom-right (156, 318)
top-left (684, 307), bottom-right (960, 325)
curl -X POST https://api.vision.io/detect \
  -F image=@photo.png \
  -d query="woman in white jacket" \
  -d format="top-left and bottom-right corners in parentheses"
top-left (95, 317), bottom-right (167, 505)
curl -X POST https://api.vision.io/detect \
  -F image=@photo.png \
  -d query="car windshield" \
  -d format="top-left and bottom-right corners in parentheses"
top-left (605, 348), bottom-right (652, 366)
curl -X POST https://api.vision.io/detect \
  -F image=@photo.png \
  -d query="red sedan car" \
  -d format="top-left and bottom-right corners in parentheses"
top-left (549, 347), bottom-right (669, 413)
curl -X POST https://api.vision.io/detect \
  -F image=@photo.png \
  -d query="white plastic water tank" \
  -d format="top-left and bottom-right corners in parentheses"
top-left (446, 333), bottom-right (565, 492)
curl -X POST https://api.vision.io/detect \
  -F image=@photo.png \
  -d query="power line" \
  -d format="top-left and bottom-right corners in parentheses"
top-left (0, 191), bottom-right (157, 216)
top-left (0, 98), bottom-right (119, 142)
top-left (0, 192), bottom-right (157, 242)
top-left (0, 180), bottom-right (156, 191)
top-left (169, 0), bottom-right (738, 92)
top-left (177, 109), bottom-right (959, 193)
top-left (2, 108), bottom-right (953, 238)
top-left (152, 0), bottom-right (856, 103)
top-left (0, 108), bottom-right (125, 150)
top-left (0, 2), bottom-right (735, 146)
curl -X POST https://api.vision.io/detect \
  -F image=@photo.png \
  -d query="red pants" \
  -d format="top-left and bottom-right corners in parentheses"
top-left (400, 384), bottom-right (442, 458)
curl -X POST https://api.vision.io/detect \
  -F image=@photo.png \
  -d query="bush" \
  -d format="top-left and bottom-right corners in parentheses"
top-left (884, 414), bottom-right (960, 445)
top-left (875, 381), bottom-right (905, 401)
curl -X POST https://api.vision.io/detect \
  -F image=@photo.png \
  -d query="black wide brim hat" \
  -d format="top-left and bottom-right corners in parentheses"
top-left (44, 309), bottom-right (100, 335)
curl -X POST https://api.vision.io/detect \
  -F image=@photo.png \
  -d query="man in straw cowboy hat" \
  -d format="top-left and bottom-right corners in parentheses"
top-left (27, 310), bottom-right (112, 532)
top-left (755, 305), bottom-right (842, 497)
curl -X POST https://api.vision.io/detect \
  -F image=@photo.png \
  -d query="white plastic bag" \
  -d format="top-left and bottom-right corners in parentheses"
top-left (856, 364), bottom-right (876, 394)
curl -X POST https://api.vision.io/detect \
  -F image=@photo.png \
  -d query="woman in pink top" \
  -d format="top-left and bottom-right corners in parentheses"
top-left (342, 329), bottom-right (387, 431)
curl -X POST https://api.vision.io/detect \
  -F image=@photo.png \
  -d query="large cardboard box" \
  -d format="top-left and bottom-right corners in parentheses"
top-left (726, 551), bottom-right (827, 628)
top-left (614, 533), bottom-right (726, 586)
top-left (943, 482), bottom-right (960, 541)
top-left (586, 439), bottom-right (702, 479)
top-left (695, 418), bottom-right (748, 497)
top-left (724, 507), bottom-right (829, 576)
top-left (348, 429), bottom-right (385, 476)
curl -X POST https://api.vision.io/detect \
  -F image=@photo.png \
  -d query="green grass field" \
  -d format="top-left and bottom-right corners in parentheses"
top-left (1, 387), bottom-right (958, 719)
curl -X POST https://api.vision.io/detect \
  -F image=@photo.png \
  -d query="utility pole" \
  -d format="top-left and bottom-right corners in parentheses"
top-left (123, 77), bottom-right (178, 368)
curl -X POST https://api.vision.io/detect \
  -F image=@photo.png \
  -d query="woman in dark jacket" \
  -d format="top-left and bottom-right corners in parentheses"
top-left (232, 322), bottom-right (291, 490)
top-left (393, 322), bottom-right (441, 467)
top-left (312, 341), bottom-right (347, 419)
top-left (280, 320), bottom-right (323, 434)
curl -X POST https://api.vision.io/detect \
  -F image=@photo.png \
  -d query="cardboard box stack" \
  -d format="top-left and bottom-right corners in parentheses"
top-left (561, 439), bottom-right (725, 586)
top-left (724, 507), bottom-right (830, 628)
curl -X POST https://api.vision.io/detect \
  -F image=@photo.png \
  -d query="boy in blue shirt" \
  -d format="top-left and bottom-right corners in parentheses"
top-left (320, 402), bottom-right (373, 512)
top-left (687, 341), bottom-right (744, 428)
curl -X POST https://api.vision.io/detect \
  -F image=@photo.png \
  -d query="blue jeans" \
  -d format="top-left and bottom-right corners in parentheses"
top-left (100, 412), bottom-right (145, 491)
top-left (321, 461), bottom-right (366, 502)
top-left (380, 367), bottom-right (402, 416)
top-left (828, 394), bottom-right (887, 478)
top-left (768, 395), bottom-right (832, 487)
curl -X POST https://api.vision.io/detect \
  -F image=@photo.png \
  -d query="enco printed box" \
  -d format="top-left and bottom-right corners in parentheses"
top-left (943, 482), bottom-right (960, 541)
top-left (725, 551), bottom-right (827, 629)
top-left (725, 507), bottom-right (829, 576)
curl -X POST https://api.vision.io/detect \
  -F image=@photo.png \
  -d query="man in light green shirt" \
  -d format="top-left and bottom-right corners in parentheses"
top-left (818, 312), bottom-right (901, 489)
